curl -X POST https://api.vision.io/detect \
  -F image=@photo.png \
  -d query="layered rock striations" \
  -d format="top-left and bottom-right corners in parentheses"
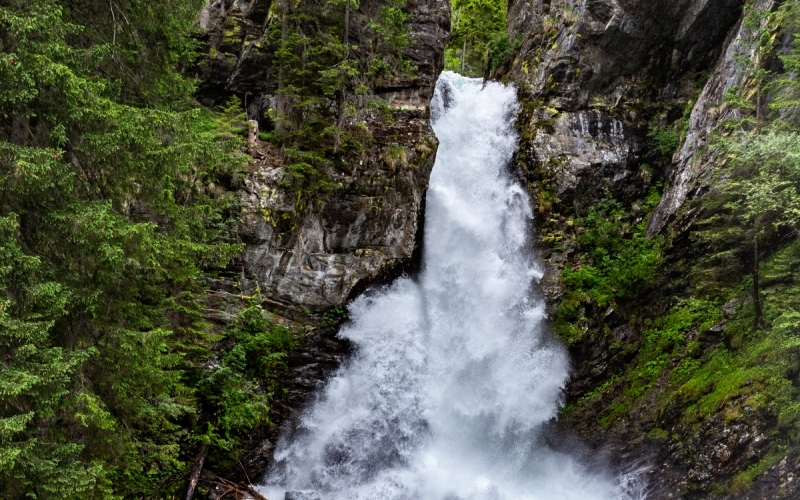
top-left (197, 0), bottom-right (449, 316)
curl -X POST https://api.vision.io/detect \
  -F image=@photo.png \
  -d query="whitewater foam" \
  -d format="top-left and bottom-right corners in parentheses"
top-left (261, 72), bottom-right (646, 500)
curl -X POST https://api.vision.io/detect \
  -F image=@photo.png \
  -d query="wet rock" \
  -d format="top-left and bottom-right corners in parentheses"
top-left (507, 0), bottom-right (745, 219)
top-left (504, 0), bottom-right (800, 498)
top-left (648, 0), bottom-right (772, 234)
top-left (195, 0), bottom-right (449, 115)
top-left (285, 491), bottom-right (322, 500)
top-left (507, 0), bottom-right (743, 109)
top-left (196, 0), bottom-right (449, 316)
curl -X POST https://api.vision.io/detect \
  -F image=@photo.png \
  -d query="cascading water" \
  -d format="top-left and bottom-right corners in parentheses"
top-left (261, 72), bottom-right (646, 500)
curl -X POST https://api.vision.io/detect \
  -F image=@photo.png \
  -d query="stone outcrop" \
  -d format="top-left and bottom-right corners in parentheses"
top-left (507, 0), bottom-right (744, 221)
top-left (506, 0), bottom-right (742, 107)
top-left (505, 0), bottom-right (744, 299)
top-left (193, 0), bottom-right (448, 484)
top-left (648, 0), bottom-right (773, 234)
top-left (235, 110), bottom-right (436, 317)
top-left (196, 0), bottom-right (449, 317)
top-left (504, 0), bottom-right (800, 498)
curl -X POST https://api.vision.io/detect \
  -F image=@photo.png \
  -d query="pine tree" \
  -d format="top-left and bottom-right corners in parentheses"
top-left (0, 0), bottom-right (245, 496)
top-left (696, 1), bottom-right (800, 329)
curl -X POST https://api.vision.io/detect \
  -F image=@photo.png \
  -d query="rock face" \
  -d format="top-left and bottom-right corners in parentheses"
top-left (235, 110), bottom-right (436, 316)
top-left (504, 0), bottom-right (800, 498)
top-left (505, 0), bottom-right (744, 297)
top-left (507, 0), bottom-right (742, 108)
top-left (197, 0), bottom-right (449, 316)
top-left (507, 0), bottom-right (743, 218)
top-left (193, 0), bottom-right (448, 484)
top-left (647, 0), bottom-right (772, 234)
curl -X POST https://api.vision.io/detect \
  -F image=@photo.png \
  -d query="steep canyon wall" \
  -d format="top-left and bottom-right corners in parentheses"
top-left (193, 0), bottom-right (450, 479)
top-left (197, 0), bottom-right (449, 317)
top-left (505, 0), bottom-right (800, 498)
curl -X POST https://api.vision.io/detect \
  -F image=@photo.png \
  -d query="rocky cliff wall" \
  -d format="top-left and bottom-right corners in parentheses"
top-left (194, 0), bottom-right (449, 480)
top-left (197, 0), bottom-right (449, 318)
top-left (648, 0), bottom-right (773, 234)
top-left (505, 0), bottom-right (743, 296)
top-left (505, 0), bottom-right (800, 498)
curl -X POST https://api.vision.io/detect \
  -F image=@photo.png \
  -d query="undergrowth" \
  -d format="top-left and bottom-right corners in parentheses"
top-left (553, 190), bottom-right (663, 346)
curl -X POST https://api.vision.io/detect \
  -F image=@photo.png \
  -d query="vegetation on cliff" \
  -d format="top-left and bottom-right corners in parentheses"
top-left (548, 1), bottom-right (800, 495)
top-left (269, 0), bottom-right (413, 206)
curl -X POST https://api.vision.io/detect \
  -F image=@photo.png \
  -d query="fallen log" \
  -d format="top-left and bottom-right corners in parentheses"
top-left (185, 442), bottom-right (209, 500)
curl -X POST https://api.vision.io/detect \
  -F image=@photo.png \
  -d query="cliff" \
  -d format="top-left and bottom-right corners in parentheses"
top-left (192, 0), bottom-right (450, 481)
top-left (196, 0), bottom-right (449, 316)
top-left (505, 0), bottom-right (800, 498)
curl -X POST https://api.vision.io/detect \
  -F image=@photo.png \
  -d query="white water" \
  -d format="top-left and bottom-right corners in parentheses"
top-left (261, 72), bottom-right (646, 500)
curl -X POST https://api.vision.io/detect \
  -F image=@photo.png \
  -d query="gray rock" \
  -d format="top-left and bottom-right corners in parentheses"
top-left (648, 0), bottom-right (773, 234)
top-left (504, 1), bottom-right (799, 498)
top-left (506, 0), bottom-right (742, 108)
top-left (196, 0), bottom-right (449, 316)
top-left (506, 0), bottom-right (745, 306)
top-left (285, 491), bottom-right (322, 500)
top-left (193, 0), bottom-right (449, 484)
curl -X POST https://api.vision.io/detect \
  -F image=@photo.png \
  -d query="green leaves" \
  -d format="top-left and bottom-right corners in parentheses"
top-left (554, 194), bottom-right (663, 345)
top-left (192, 305), bottom-right (294, 457)
top-left (445, 0), bottom-right (510, 76)
top-left (0, 0), bottom-right (251, 497)
top-left (269, 0), bottom-right (412, 205)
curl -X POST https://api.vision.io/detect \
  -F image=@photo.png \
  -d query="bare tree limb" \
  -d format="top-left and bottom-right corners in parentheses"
top-left (185, 442), bottom-right (209, 500)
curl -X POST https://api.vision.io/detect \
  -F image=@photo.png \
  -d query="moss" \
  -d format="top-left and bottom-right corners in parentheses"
top-left (570, 234), bottom-right (800, 477)
top-left (728, 453), bottom-right (783, 495)
top-left (382, 144), bottom-right (409, 170)
top-left (598, 398), bottom-right (634, 428)
top-left (561, 375), bottom-right (619, 416)
top-left (648, 427), bottom-right (670, 439)
top-left (220, 23), bottom-right (243, 45)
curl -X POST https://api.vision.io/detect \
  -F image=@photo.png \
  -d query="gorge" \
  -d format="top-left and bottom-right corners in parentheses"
top-left (2, 0), bottom-right (800, 499)
top-left (260, 72), bottom-right (646, 500)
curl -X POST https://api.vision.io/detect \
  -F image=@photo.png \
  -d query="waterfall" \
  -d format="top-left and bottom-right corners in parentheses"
top-left (261, 72), bottom-right (646, 500)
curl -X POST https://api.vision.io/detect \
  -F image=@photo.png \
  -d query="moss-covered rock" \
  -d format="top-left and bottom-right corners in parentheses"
top-left (506, 0), bottom-right (800, 498)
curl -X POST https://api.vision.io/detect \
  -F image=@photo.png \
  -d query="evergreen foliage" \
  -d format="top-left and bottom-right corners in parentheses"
top-left (269, 0), bottom-right (412, 205)
top-left (553, 193), bottom-right (663, 346)
top-left (694, 0), bottom-right (800, 317)
top-left (444, 0), bottom-right (512, 77)
top-left (0, 0), bottom-right (293, 497)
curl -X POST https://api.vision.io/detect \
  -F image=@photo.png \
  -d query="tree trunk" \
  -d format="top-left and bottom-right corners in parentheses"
top-left (461, 37), bottom-right (466, 74)
top-left (247, 120), bottom-right (259, 155)
top-left (275, 0), bottom-right (289, 138)
top-left (344, 0), bottom-right (350, 47)
top-left (753, 238), bottom-right (763, 330)
top-left (756, 91), bottom-right (763, 123)
top-left (334, 88), bottom-right (345, 151)
top-left (184, 442), bottom-right (209, 500)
